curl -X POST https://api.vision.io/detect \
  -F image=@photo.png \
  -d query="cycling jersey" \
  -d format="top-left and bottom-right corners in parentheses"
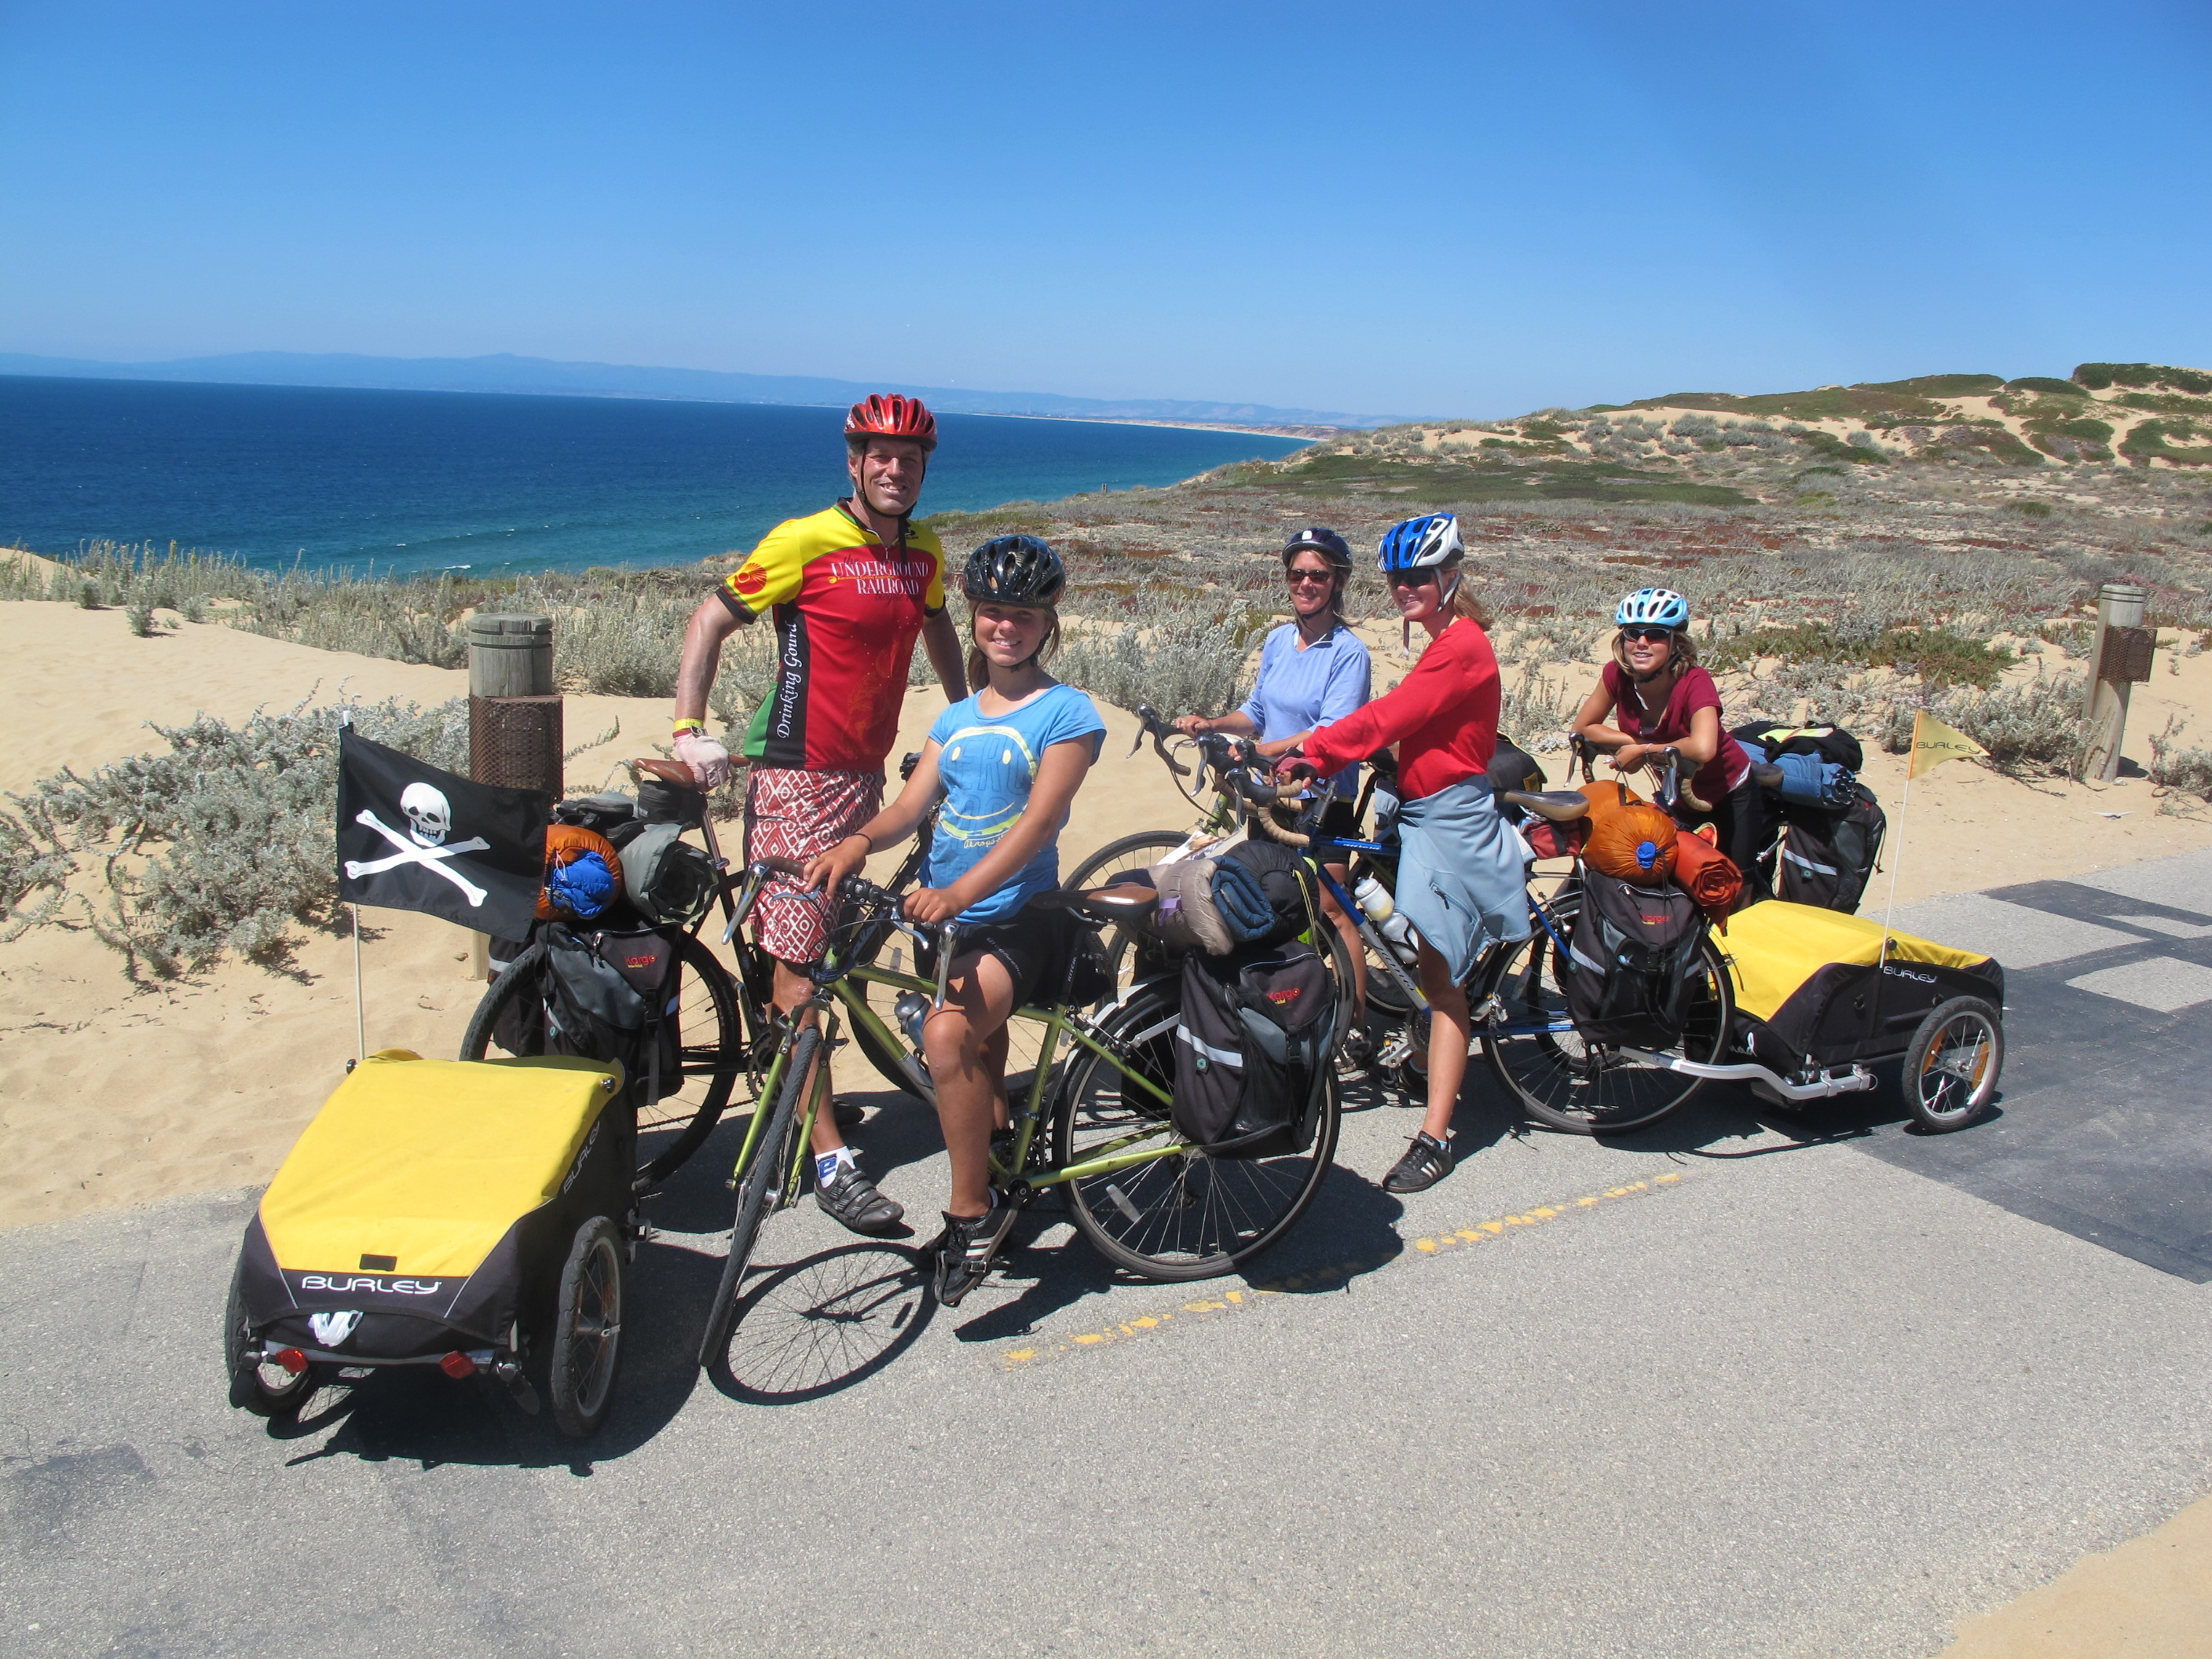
top-left (716, 503), bottom-right (946, 772)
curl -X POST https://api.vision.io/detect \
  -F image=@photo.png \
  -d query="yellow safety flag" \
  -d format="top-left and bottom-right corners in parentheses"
top-left (1908, 710), bottom-right (1987, 779)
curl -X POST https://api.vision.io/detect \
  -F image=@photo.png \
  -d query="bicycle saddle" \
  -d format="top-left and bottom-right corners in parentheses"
top-left (1500, 789), bottom-right (1591, 822)
top-left (633, 757), bottom-right (701, 786)
top-left (1031, 885), bottom-right (1159, 925)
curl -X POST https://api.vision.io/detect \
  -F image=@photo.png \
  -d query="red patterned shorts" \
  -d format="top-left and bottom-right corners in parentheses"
top-left (744, 767), bottom-right (884, 964)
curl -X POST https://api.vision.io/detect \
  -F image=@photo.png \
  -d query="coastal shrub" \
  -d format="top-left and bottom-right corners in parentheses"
top-left (1707, 621), bottom-right (2012, 688)
top-left (1055, 585), bottom-right (1265, 718)
top-left (1878, 668), bottom-right (2090, 778)
top-left (2119, 419), bottom-right (2212, 467)
top-left (2148, 718), bottom-right (2212, 801)
top-left (1498, 666), bottom-right (1577, 752)
top-left (9, 696), bottom-right (469, 976)
top-left (2008, 377), bottom-right (2089, 398)
top-left (2075, 363), bottom-right (2212, 397)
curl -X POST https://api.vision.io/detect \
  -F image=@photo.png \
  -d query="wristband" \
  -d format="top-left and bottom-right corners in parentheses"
top-left (672, 718), bottom-right (705, 737)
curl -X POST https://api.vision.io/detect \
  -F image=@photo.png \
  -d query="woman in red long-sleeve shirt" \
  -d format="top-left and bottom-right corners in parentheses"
top-left (1282, 515), bottom-right (1530, 1195)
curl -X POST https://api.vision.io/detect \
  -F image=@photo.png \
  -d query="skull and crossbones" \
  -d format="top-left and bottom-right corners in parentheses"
top-left (344, 782), bottom-right (493, 905)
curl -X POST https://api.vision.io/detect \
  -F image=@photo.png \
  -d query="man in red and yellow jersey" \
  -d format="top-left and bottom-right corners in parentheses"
top-left (672, 394), bottom-right (968, 1235)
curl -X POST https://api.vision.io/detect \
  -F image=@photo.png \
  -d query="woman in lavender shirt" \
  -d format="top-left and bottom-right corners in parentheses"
top-left (1175, 526), bottom-right (1374, 1012)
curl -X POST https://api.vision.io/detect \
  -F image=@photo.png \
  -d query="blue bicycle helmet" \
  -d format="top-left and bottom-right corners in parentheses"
top-left (1615, 588), bottom-right (1690, 630)
top-left (1376, 513), bottom-right (1463, 573)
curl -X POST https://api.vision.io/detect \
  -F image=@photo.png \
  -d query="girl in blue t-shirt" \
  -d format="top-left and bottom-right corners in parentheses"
top-left (806, 535), bottom-right (1104, 1304)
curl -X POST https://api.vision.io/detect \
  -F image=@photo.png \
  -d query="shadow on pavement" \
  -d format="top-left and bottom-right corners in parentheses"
top-left (264, 1234), bottom-right (714, 1474)
top-left (706, 1242), bottom-right (936, 1404)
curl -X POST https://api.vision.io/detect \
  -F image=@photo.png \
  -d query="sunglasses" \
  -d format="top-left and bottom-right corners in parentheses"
top-left (1621, 626), bottom-right (1675, 643)
top-left (1286, 569), bottom-right (1335, 585)
top-left (1385, 569), bottom-right (1437, 588)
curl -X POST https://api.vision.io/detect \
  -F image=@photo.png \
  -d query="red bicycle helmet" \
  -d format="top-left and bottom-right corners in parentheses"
top-left (844, 394), bottom-right (938, 452)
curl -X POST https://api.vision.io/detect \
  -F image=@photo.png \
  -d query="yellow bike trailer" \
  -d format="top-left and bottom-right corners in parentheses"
top-left (223, 1050), bottom-right (635, 1437)
top-left (1600, 901), bottom-right (2006, 1133)
top-left (1714, 901), bottom-right (2005, 1132)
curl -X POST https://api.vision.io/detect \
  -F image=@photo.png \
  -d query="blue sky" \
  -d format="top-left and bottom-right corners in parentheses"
top-left (2, 2), bottom-right (2207, 419)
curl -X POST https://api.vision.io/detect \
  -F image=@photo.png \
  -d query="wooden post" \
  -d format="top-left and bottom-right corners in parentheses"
top-left (2082, 583), bottom-right (2152, 783)
top-left (467, 613), bottom-right (558, 977)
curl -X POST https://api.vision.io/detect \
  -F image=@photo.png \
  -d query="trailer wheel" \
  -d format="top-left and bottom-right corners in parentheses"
top-left (1903, 997), bottom-right (2002, 1132)
top-left (548, 1217), bottom-right (625, 1437)
top-left (223, 1259), bottom-right (315, 1419)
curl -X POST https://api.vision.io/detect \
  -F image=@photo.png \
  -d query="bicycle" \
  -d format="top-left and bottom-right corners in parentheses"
top-left (1236, 752), bottom-right (1736, 1135)
top-left (460, 756), bottom-right (941, 1186)
top-left (694, 857), bottom-right (1347, 1363)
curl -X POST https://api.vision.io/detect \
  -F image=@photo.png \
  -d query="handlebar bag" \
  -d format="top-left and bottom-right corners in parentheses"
top-left (1563, 877), bottom-right (1705, 1048)
top-left (1172, 940), bottom-right (1335, 1159)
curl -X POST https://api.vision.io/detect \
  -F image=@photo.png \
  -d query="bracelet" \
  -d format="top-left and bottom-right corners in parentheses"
top-left (845, 831), bottom-right (873, 855)
top-left (671, 718), bottom-right (705, 737)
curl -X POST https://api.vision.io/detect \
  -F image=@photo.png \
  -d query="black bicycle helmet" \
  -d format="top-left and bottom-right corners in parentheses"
top-left (1281, 526), bottom-right (1353, 573)
top-left (962, 534), bottom-right (1067, 610)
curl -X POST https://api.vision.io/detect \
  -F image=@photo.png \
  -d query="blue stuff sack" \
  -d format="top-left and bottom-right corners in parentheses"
top-left (545, 848), bottom-right (617, 920)
top-left (1210, 859), bottom-right (1277, 943)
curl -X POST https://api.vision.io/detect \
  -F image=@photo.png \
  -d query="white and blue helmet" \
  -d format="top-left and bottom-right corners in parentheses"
top-left (1377, 513), bottom-right (1463, 573)
top-left (1615, 588), bottom-right (1690, 630)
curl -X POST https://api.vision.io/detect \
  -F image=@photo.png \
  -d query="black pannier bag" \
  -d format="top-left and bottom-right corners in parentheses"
top-left (636, 773), bottom-right (708, 826)
top-left (1486, 735), bottom-right (1547, 800)
top-left (554, 792), bottom-right (641, 841)
top-left (1563, 877), bottom-right (1705, 1047)
top-left (1172, 940), bottom-right (1336, 1158)
top-left (498, 925), bottom-right (683, 1104)
top-left (1776, 786), bottom-right (1887, 914)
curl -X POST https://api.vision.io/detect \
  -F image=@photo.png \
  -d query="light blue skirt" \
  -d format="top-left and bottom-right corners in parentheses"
top-left (1394, 776), bottom-right (1531, 983)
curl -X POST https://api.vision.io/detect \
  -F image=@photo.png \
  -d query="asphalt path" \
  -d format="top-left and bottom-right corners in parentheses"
top-left (8, 855), bottom-right (2212, 1657)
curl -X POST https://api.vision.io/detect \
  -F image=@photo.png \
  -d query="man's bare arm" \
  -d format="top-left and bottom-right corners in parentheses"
top-left (675, 596), bottom-right (744, 725)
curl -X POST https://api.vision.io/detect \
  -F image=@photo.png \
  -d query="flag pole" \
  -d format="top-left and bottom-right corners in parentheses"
top-left (351, 903), bottom-right (366, 1063)
top-left (339, 706), bottom-right (365, 1064)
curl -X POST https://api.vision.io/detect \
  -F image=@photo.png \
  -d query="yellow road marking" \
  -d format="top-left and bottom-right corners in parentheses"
top-left (995, 1171), bottom-right (1693, 1372)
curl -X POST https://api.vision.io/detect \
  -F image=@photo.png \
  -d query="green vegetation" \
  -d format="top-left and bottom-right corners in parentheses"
top-left (2115, 391), bottom-right (2212, 417)
top-left (2, 698), bottom-right (469, 976)
top-left (1626, 385), bottom-right (1951, 424)
top-left (1708, 621), bottom-right (2013, 689)
top-left (2075, 362), bottom-right (2212, 396)
top-left (1797, 429), bottom-right (1888, 466)
top-left (2119, 419), bottom-right (2212, 467)
top-left (2006, 500), bottom-right (2054, 518)
top-left (2149, 717), bottom-right (2212, 801)
top-left (1261, 450), bottom-right (1752, 508)
top-left (2007, 377), bottom-right (2089, 397)
top-left (1862, 373), bottom-right (2005, 398)
top-left (1879, 669), bottom-right (2090, 777)
top-left (1926, 423), bottom-right (2045, 466)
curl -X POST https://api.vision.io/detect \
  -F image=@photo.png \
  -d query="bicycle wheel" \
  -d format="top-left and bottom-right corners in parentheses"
top-left (458, 937), bottom-right (742, 1189)
top-left (1478, 895), bottom-right (1734, 1134)
top-left (697, 1027), bottom-right (815, 1367)
top-left (1061, 830), bottom-right (1197, 998)
top-left (1053, 980), bottom-right (1341, 1280)
top-left (1903, 996), bottom-right (2002, 1133)
top-left (547, 1216), bottom-right (624, 1438)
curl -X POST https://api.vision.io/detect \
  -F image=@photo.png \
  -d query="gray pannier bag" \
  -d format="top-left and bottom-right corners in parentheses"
top-left (618, 821), bottom-right (719, 928)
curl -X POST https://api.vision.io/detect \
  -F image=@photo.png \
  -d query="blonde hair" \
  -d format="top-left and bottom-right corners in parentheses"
top-left (1610, 627), bottom-right (1697, 674)
top-left (1442, 564), bottom-right (1491, 629)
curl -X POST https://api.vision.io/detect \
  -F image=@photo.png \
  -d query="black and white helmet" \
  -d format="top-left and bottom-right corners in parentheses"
top-left (962, 535), bottom-right (1067, 610)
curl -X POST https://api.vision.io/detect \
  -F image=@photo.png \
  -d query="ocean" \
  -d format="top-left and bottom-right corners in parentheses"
top-left (0, 375), bottom-right (1309, 580)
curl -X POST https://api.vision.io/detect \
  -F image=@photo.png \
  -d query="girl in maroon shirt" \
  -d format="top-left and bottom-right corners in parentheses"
top-left (1572, 589), bottom-right (1770, 895)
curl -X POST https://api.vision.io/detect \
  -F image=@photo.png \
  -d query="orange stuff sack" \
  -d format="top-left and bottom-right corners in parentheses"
top-left (1670, 822), bottom-right (1743, 924)
top-left (538, 823), bottom-right (624, 920)
top-left (1583, 799), bottom-right (1679, 887)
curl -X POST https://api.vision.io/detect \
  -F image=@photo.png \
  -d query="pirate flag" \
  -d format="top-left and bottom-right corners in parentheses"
top-left (335, 728), bottom-right (547, 936)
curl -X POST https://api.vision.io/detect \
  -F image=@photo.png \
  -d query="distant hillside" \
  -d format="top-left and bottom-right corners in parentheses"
top-left (0, 350), bottom-right (1392, 432)
top-left (1532, 361), bottom-right (2212, 469)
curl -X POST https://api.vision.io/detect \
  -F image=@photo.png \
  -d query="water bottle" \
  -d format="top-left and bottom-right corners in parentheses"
top-left (893, 989), bottom-right (932, 1053)
top-left (1353, 876), bottom-right (1395, 924)
top-left (1378, 910), bottom-right (1419, 966)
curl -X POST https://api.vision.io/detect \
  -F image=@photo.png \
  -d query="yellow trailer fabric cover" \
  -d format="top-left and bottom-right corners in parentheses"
top-left (259, 1053), bottom-right (621, 1280)
top-left (1723, 901), bottom-right (1992, 1023)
